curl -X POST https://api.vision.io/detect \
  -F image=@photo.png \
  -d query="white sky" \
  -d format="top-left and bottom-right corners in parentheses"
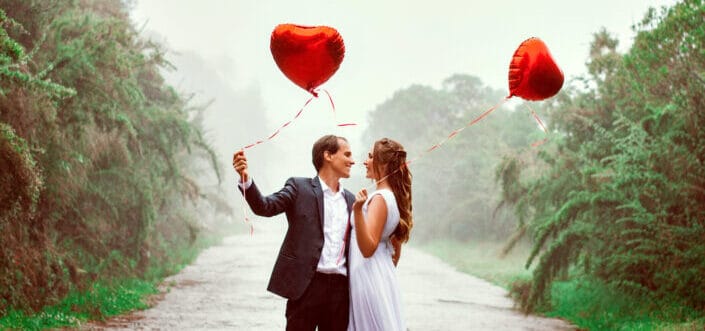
top-left (130, 0), bottom-right (678, 185)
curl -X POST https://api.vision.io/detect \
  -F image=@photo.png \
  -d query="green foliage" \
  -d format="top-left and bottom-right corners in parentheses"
top-left (0, 122), bottom-right (41, 219)
top-left (497, 0), bottom-right (705, 316)
top-left (0, 278), bottom-right (158, 330)
top-left (364, 74), bottom-right (541, 242)
top-left (547, 278), bottom-right (704, 331)
top-left (0, 8), bottom-right (75, 98)
top-left (0, 0), bottom-right (221, 316)
top-left (0, 227), bottom-right (220, 329)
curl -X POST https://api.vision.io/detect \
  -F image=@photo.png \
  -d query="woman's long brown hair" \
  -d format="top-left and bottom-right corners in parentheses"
top-left (373, 138), bottom-right (413, 243)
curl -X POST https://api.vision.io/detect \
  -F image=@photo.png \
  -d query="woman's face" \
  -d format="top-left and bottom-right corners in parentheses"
top-left (363, 149), bottom-right (376, 180)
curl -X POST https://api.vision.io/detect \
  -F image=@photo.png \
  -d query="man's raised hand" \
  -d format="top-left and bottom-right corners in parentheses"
top-left (233, 150), bottom-right (249, 183)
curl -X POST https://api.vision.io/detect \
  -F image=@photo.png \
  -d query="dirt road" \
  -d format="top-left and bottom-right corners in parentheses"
top-left (82, 220), bottom-right (574, 330)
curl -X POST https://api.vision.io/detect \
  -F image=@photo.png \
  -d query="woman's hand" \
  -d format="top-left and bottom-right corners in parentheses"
top-left (353, 191), bottom-right (387, 258)
top-left (353, 188), bottom-right (368, 210)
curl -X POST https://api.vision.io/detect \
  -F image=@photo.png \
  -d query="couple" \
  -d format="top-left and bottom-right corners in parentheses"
top-left (232, 135), bottom-right (412, 331)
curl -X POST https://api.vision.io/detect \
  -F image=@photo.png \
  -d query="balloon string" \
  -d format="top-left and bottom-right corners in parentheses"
top-left (242, 95), bottom-right (316, 150)
top-left (238, 89), bottom-right (357, 233)
top-left (531, 138), bottom-right (548, 147)
top-left (527, 104), bottom-right (548, 133)
top-left (369, 97), bottom-right (510, 188)
top-left (238, 95), bottom-right (315, 235)
top-left (242, 89), bottom-right (356, 151)
top-left (467, 97), bottom-right (510, 126)
top-left (319, 88), bottom-right (357, 127)
top-left (241, 182), bottom-right (254, 236)
top-left (407, 97), bottom-right (509, 166)
top-left (526, 103), bottom-right (549, 147)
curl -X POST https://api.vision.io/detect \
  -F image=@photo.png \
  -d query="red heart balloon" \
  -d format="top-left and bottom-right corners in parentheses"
top-left (508, 37), bottom-right (564, 101)
top-left (270, 24), bottom-right (345, 96)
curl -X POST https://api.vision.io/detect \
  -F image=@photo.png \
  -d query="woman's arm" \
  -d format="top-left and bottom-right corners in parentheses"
top-left (353, 191), bottom-right (388, 258)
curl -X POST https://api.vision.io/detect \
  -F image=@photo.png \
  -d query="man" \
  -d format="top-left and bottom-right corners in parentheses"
top-left (232, 135), bottom-right (356, 331)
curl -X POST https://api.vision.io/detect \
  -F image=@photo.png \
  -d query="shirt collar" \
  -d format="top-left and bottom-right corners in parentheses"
top-left (318, 177), bottom-right (342, 195)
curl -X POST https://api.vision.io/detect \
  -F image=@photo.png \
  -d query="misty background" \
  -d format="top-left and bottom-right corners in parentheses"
top-left (4, 2), bottom-right (704, 328)
top-left (128, 0), bottom-right (676, 239)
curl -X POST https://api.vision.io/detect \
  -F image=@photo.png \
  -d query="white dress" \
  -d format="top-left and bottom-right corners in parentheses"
top-left (348, 189), bottom-right (405, 331)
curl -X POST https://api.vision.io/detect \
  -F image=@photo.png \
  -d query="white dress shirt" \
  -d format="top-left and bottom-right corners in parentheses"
top-left (316, 177), bottom-right (349, 275)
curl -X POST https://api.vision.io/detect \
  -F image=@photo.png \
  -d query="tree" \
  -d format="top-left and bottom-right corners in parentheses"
top-left (0, 0), bottom-right (220, 314)
top-left (364, 74), bottom-right (538, 242)
top-left (496, 0), bottom-right (705, 312)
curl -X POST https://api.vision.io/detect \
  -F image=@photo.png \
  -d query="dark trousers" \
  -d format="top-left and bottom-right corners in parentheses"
top-left (285, 272), bottom-right (349, 331)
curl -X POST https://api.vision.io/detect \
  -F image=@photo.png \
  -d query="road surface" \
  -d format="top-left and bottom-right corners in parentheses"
top-left (82, 220), bottom-right (574, 330)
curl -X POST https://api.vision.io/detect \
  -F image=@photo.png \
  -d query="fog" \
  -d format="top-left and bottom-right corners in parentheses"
top-left (129, 0), bottom-right (677, 230)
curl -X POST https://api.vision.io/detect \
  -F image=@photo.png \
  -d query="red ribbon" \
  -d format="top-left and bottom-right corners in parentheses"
top-left (407, 97), bottom-right (510, 166)
top-left (241, 183), bottom-right (254, 236)
top-left (243, 89), bottom-right (355, 151)
top-left (369, 97), bottom-right (510, 187)
top-left (239, 89), bottom-right (356, 235)
top-left (526, 103), bottom-right (549, 147)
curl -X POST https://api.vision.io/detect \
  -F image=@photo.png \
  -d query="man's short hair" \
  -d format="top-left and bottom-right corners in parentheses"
top-left (312, 135), bottom-right (347, 172)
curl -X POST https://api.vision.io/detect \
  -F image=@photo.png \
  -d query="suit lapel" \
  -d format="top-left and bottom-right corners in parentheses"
top-left (311, 176), bottom-right (325, 230)
top-left (343, 190), bottom-right (354, 261)
top-left (344, 190), bottom-right (354, 214)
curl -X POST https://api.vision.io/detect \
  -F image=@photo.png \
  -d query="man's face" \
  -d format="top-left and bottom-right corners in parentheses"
top-left (327, 139), bottom-right (354, 178)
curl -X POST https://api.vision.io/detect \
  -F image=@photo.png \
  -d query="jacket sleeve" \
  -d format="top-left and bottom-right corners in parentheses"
top-left (239, 178), bottom-right (297, 217)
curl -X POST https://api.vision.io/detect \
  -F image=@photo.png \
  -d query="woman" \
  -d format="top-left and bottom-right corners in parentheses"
top-left (348, 138), bottom-right (413, 331)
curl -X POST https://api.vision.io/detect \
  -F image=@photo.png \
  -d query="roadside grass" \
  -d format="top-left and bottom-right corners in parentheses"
top-left (418, 238), bottom-right (705, 330)
top-left (0, 279), bottom-right (157, 330)
top-left (547, 279), bottom-right (705, 331)
top-left (0, 230), bottom-right (226, 330)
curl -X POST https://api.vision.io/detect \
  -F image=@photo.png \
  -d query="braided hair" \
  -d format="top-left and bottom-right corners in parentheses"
top-left (373, 138), bottom-right (413, 243)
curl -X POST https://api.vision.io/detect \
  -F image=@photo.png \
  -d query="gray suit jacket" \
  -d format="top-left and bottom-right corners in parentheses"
top-left (240, 176), bottom-right (355, 299)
